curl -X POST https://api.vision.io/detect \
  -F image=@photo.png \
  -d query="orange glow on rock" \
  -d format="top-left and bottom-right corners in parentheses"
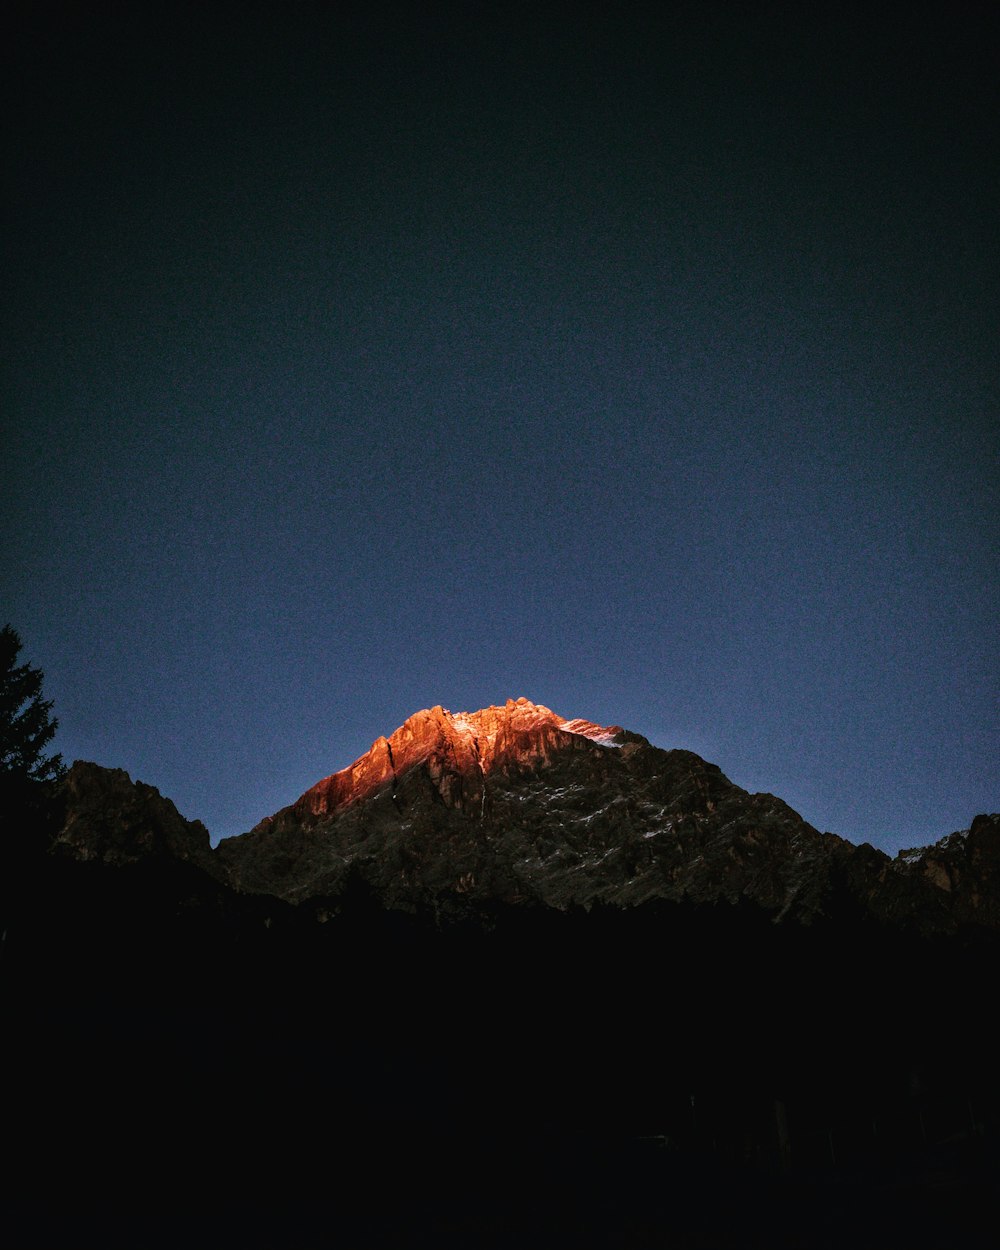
top-left (292, 698), bottom-right (623, 820)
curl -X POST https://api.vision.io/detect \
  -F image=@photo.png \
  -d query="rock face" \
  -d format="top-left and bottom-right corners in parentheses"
top-left (894, 814), bottom-right (1000, 928)
top-left (54, 760), bottom-right (222, 880)
top-left (216, 698), bottom-right (999, 930)
top-left (269, 698), bottom-right (626, 822)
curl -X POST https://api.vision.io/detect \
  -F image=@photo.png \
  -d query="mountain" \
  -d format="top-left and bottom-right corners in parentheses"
top-left (53, 759), bottom-right (223, 879)
top-left (216, 697), bottom-right (999, 932)
top-left (5, 701), bottom-right (998, 1248)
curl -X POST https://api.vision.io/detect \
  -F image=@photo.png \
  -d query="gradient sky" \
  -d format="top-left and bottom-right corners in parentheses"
top-left (3, 3), bottom-right (997, 853)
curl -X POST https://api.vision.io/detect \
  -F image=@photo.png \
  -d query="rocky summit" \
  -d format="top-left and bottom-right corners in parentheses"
top-left (211, 697), bottom-right (1000, 931)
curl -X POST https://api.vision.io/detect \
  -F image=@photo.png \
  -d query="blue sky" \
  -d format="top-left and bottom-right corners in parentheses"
top-left (3, 3), bottom-right (997, 852)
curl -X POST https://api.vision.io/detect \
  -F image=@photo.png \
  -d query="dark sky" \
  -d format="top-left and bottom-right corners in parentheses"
top-left (3, 2), bottom-right (997, 852)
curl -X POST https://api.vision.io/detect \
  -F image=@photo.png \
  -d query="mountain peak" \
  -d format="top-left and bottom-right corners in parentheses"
top-left (447, 696), bottom-right (623, 745)
top-left (288, 698), bottom-right (625, 822)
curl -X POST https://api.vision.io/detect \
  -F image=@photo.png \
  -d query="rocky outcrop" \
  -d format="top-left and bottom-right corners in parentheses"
top-left (259, 697), bottom-right (626, 825)
top-left (54, 760), bottom-right (223, 880)
top-left (893, 813), bottom-right (1000, 927)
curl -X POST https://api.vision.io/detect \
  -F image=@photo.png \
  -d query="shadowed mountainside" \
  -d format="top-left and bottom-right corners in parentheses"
top-left (215, 699), bottom-right (999, 934)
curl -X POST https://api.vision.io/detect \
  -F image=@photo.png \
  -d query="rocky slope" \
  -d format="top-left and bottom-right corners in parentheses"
top-left (52, 759), bottom-right (223, 881)
top-left (214, 697), bottom-right (999, 930)
top-left (893, 813), bottom-right (1000, 928)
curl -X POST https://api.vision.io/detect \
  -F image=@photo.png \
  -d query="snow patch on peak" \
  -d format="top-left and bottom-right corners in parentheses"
top-left (896, 826), bottom-right (972, 866)
top-left (558, 717), bottom-right (624, 747)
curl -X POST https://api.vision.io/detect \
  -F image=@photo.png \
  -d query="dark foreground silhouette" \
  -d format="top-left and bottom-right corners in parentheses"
top-left (2, 795), bottom-right (997, 1248)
